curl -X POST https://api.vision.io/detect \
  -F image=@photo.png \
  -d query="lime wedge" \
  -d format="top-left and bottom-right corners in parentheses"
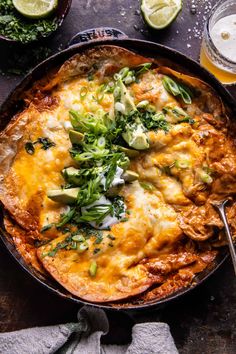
top-left (141, 0), bottom-right (182, 29)
top-left (13, 0), bottom-right (58, 19)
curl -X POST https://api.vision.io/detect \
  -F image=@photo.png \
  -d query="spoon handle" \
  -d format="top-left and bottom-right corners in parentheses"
top-left (217, 201), bottom-right (236, 276)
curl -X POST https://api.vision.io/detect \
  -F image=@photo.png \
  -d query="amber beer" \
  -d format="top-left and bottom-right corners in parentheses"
top-left (200, 0), bottom-right (236, 85)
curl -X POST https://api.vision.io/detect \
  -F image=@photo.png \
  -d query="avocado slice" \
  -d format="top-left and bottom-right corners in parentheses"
top-left (117, 146), bottom-right (140, 158)
top-left (47, 187), bottom-right (80, 204)
top-left (122, 170), bottom-right (139, 182)
top-left (62, 167), bottom-right (81, 185)
top-left (122, 123), bottom-right (149, 150)
top-left (69, 130), bottom-right (84, 144)
top-left (116, 79), bottom-right (136, 114)
top-left (114, 80), bottom-right (149, 150)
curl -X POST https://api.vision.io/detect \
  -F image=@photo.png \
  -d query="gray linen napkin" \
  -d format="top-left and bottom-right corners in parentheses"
top-left (0, 306), bottom-right (178, 354)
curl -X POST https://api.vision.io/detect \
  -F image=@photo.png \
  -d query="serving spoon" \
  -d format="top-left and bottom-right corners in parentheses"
top-left (211, 199), bottom-right (236, 275)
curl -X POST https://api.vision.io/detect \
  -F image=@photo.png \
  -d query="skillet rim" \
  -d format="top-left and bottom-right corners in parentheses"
top-left (0, 37), bottom-right (233, 310)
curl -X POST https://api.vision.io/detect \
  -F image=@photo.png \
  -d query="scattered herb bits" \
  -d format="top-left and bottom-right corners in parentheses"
top-left (25, 137), bottom-right (55, 155)
top-left (25, 141), bottom-right (35, 155)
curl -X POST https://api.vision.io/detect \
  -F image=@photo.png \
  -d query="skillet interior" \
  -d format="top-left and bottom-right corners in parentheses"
top-left (0, 38), bottom-right (233, 310)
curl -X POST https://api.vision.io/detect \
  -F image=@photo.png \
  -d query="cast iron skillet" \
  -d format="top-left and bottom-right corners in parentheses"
top-left (0, 28), bottom-right (234, 311)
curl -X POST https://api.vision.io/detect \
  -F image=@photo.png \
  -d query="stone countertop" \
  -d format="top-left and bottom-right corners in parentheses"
top-left (0, 1), bottom-right (236, 353)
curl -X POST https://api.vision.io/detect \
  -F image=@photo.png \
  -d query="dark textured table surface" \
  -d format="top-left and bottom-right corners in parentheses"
top-left (0, 1), bottom-right (236, 353)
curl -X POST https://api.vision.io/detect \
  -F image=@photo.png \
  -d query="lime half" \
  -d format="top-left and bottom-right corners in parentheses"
top-left (13, 0), bottom-right (58, 19)
top-left (141, 0), bottom-right (182, 29)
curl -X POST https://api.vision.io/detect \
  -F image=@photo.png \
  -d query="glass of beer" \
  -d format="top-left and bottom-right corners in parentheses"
top-left (200, 0), bottom-right (236, 85)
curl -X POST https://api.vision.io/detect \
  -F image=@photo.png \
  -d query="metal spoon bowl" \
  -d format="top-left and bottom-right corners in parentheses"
top-left (211, 199), bottom-right (236, 275)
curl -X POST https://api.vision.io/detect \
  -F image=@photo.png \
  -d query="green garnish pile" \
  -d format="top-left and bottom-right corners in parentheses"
top-left (0, 0), bottom-right (57, 43)
top-left (42, 64), bottom-right (195, 234)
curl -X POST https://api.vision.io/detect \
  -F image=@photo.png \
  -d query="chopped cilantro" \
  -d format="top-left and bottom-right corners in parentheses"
top-left (107, 234), bottom-right (116, 240)
top-left (0, 0), bottom-right (58, 43)
top-left (25, 142), bottom-right (35, 155)
top-left (25, 137), bottom-right (55, 155)
top-left (37, 137), bottom-right (56, 150)
top-left (94, 234), bottom-right (103, 244)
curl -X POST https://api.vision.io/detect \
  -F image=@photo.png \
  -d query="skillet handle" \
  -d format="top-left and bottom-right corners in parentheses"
top-left (68, 27), bottom-right (127, 47)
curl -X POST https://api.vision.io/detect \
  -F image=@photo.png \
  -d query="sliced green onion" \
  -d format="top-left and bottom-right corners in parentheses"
top-left (80, 86), bottom-right (88, 99)
top-left (200, 171), bottom-right (213, 184)
top-left (80, 204), bottom-right (112, 223)
top-left (114, 73), bottom-right (120, 81)
top-left (75, 152), bottom-right (94, 161)
top-left (140, 182), bottom-right (156, 191)
top-left (115, 102), bottom-right (126, 114)
top-left (78, 242), bottom-right (89, 253)
top-left (119, 67), bottom-right (130, 79)
top-left (56, 208), bottom-right (75, 228)
top-left (118, 156), bottom-right (130, 170)
top-left (162, 76), bottom-right (193, 105)
top-left (72, 235), bottom-right (85, 242)
top-left (179, 117), bottom-right (195, 124)
top-left (96, 84), bottom-right (105, 103)
top-left (89, 260), bottom-right (97, 277)
top-left (97, 136), bottom-right (106, 149)
top-left (136, 63), bottom-right (152, 76)
top-left (70, 241), bottom-right (78, 250)
top-left (174, 159), bottom-right (190, 169)
top-left (152, 112), bottom-right (166, 121)
top-left (104, 81), bottom-right (115, 93)
top-left (179, 86), bottom-right (193, 105)
top-left (172, 106), bottom-right (188, 118)
top-left (162, 76), bottom-right (180, 96)
top-left (113, 86), bottom-right (121, 99)
top-left (123, 75), bottom-right (135, 85)
top-left (137, 100), bottom-right (149, 108)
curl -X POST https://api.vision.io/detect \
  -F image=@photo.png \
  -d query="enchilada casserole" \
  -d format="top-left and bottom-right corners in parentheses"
top-left (0, 46), bottom-right (235, 303)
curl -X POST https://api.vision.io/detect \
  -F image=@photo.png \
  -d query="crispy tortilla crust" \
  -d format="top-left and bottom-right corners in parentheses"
top-left (0, 45), bottom-right (229, 303)
top-left (42, 46), bottom-right (154, 91)
top-left (37, 247), bottom-right (152, 303)
top-left (37, 243), bottom-right (216, 303)
top-left (4, 215), bottom-right (46, 274)
top-left (113, 250), bottom-right (217, 307)
top-left (0, 107), bottom-right (39, 231)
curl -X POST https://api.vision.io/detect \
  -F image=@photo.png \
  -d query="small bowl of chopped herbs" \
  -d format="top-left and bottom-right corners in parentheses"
top-left (0, 0), bottom-right (72, 44)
